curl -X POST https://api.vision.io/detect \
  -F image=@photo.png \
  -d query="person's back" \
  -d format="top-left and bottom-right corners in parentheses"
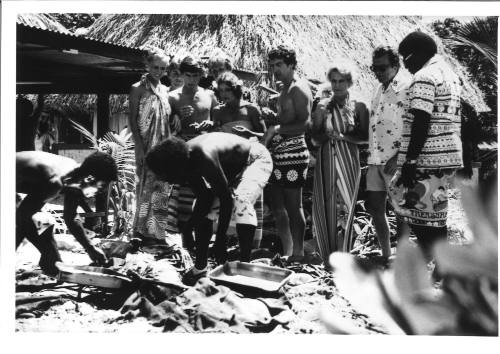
top-left (188, 132), bottom-right (251, 181)
top-left (16, 151), bottom-right (78, 199)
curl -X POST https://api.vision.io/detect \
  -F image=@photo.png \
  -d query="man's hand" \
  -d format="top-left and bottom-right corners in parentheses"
top-left (87, 246), bottom-right (108, 266)
top-left (180, 105), bottom-right (195, 119)
top-left (397, 162), bottom-right (417, 188)
top-left (190, 120), bottom-right (214, 132)
top-left (262, 124), bottom-right (277, 147)
top-left (170, 114), bottom-right (181, 133)
top-left (383, 155), bottom-right (398, 175)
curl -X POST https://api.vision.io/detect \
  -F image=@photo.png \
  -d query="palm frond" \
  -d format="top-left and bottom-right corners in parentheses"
top-left (68, 118), bottom-right (98, 147)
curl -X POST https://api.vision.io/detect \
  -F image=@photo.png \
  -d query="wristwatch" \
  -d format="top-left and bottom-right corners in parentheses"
top-left (405, 159), bottom-right (417, 164)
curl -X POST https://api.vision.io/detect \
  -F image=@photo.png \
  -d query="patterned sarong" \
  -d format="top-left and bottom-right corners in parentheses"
top-left (388, 169), bottom-right (456, 227)
top-left (133, 74), bottom-right (172, 241)
top-left (312, 99), bottom-right (361, 264)
top-left (268, 134), bottom-right (310, 188)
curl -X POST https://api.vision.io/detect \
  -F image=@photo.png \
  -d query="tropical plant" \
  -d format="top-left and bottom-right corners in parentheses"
top-left (69, 119), bottom-right (136, 238)
top-left (322, 177), bottom-right (498, 335)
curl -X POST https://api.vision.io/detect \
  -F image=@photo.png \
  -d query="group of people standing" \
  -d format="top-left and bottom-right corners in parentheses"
top-left (130, 30), bottom-right (464, 284)
top-left (15, 30), bottom-right (463, 284)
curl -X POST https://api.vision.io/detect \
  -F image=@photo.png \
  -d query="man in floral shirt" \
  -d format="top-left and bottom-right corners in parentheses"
top-left (366, 46), bottom-right (410, 263)
top-left (389, 32), bottom-right (462, 260)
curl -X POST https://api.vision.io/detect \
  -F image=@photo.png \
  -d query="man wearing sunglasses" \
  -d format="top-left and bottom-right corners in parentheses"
top-left (16, 151), bottom-right (118, 275)
top-left (389, 32), bottom-right (463, 262)
top-left (366, 46), bottom-right (409, 265)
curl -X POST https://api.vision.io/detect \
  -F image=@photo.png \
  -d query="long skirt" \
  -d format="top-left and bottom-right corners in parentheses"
top-left (133, 165), bottom-right (171, 241)
top-left (312, 139), bottom-right (361, 265)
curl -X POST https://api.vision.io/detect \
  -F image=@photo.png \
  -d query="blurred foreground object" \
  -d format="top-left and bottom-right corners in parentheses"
top-left (324, 176), bottom-right (497, 335)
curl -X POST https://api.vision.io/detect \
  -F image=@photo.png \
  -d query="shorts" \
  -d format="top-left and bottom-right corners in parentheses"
top-left (366, 165), bottom-right (394, 192)
top-left (166, 185), bottom-right (196, 233)
top-left (388, 168), bottom-right (456, 227)
top-left (207, 140), bottom-right (272, 226)
top-left (268, 134), bottom-right (310, 188)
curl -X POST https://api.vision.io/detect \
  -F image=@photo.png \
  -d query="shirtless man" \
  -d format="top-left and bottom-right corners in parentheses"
top-left (262, 45), bottom-right (312, 261)
top-left (16, 151), bottom-right (117, 275)
top-left (146, 133), bottom-right (272, 285)
top-left (167, 55), bottom-right (219, 250)
top-left (168, 55), bottom-right (219, 140)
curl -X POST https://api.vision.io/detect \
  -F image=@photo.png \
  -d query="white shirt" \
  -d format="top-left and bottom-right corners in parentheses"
top-left (368, 71), bottom-right (410, 165)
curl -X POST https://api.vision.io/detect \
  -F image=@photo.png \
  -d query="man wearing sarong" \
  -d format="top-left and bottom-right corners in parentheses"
top-left (263, 46), bottom-right (312, 261)
top-left (146, 133), bottom-right (272, 285)
top-left (167, 56), bottom-right (219, 249)
top-left (389, 32), bottom-right (463, 258)
top-left (366, 46), bottom-right (410, 262)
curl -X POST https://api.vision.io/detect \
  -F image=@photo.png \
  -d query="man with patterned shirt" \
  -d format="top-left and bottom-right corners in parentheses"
top-left (366, 46), bottom-right (410, 262)
top-left (389, 32), bottom-right (462, 258)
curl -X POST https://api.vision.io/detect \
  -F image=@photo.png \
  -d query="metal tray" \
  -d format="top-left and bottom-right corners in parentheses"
top-left (208, 261), bottom-right (293, 293)
top-left (56, 262), bottom-right (132, 289)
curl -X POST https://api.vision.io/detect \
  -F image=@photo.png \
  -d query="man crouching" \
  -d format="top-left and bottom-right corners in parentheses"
top-left (16, 151), bottom-right (118, 275)
top-left (146, 133), bottom-right (272, 285)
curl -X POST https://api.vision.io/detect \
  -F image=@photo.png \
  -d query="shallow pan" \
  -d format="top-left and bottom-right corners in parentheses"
top-left (56, 262), bottom-right (132, 289)
top-left (208, 261), bottom-right (293, 293)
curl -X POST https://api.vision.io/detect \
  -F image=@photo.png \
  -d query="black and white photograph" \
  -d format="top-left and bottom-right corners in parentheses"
top-left (1, 0), bottom-right (498, 351)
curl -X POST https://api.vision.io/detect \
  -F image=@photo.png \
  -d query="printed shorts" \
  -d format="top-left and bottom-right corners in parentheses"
top-left (268, 134), bottom-right (310, 188)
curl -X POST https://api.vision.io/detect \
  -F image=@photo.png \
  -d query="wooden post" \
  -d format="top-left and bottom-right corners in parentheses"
top-left (96, 93), bottom-right (110, 138)
top-left (96, 93), bottom-right (110, 233)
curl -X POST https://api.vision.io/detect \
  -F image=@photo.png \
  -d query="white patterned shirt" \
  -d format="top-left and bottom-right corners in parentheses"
top-left (397, 55), bottom-right (463, 169)
top-left (368, 71), bottom-right (410, 165)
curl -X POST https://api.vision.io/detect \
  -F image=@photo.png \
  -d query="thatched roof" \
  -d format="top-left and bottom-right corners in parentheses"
top-left (86, 14), bottom-right (489, 112)
top-left (17, 13), bottom-right (70, 33)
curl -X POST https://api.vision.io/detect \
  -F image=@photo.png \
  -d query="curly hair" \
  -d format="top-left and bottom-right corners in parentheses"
top-left (268, 45), bottom-right (297, 68)
top-left (78, 151), bottom-right (118, 182)
top-left (372, 46), bottom-right (400, 67)
top-left (216, 72), bottom-right (243, 99)
top-left (146, 137), bottom-right (190, 182)
top-left (398, 31), bottom-right (437, 59)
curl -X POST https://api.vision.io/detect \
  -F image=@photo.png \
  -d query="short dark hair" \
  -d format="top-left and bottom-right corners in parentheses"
top-left (398, 31), bottom-right (437, 59)
top-left (216, 72), bottom-right (243, 99)
top-left (146, 137), bottom-right (190, 182)
top-left (268, 45), bottom-right (297, 67)
top-left (179, 55), bottom-right (204, 74)
top-left (78, 151), bottom-right (118, 182)
top-left (372, 46), bottom-right (400, 67)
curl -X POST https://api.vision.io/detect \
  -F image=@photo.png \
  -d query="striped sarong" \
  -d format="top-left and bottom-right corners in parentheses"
top-left (312, 101), bottom-right (361, 264)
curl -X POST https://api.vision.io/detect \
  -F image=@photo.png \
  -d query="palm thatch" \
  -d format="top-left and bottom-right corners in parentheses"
top-left (17, 13), bottom-right (70, 33)
top-left (86, 14), bottom-right (489, 112)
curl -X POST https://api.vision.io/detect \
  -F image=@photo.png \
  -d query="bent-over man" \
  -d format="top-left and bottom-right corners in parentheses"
top-left (146, 133), bottom-right (272, 285)
top-left (16, 151), bottom-right (118, 275)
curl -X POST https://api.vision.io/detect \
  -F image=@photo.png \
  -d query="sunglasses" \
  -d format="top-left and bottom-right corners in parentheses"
top-left (370, 64), bottom-right (392, 73)
top-left (402, 53), bottom-right (414, 63)
top-left (151, 65), bottom-right (167, 71)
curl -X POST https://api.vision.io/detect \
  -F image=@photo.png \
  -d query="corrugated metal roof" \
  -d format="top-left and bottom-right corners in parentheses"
top-left (17, 21), bottom-right (145, 53)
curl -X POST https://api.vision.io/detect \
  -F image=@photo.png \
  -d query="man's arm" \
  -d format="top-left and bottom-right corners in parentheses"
top-left (249, 105), bottom-right (267, 133)
top-left (200, 151), bottom-right (233, 241)
top-left (63, 189), bottom-right (107, 265)
top-left (405, 108), bottom-right (431, 160)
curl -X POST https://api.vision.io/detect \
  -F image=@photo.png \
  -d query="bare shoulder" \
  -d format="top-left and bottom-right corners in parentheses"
top-left (168, 87), bottom-right (182, 100)
top-left (290, 78), bottom-right (313, 99)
